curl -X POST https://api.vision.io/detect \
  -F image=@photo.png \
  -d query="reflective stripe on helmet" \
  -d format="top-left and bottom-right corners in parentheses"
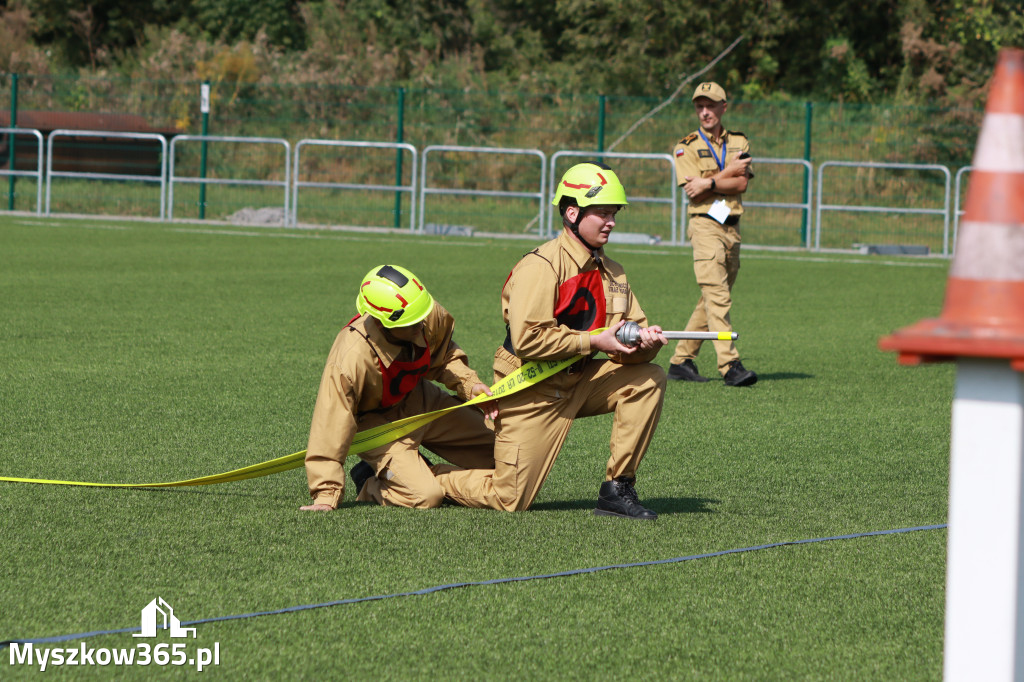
top-left (355, 264), bottom-right (434, 328)
top-left (552, 163), bottom-right (628, 208)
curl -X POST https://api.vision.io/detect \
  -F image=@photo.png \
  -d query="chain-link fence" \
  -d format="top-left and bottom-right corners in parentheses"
top-left (1, 72), bottom-right (982, 251)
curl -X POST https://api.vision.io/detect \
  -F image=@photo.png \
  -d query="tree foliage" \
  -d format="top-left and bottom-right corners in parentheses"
top-left (1, 0), bottom-right (1021, 106)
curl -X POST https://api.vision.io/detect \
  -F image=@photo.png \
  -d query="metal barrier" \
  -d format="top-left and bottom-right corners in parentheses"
top-left (45, 130), bottom-right (168, 219)
top-left (549, 151), bottom-right (677, 241)
top-left (418, 145), bottom-right (546, 235)
top-left (292, 140), bottom-right (417, 230)
top-left (5, 129), bottom-right (971, 259)
top-left (0, 127), bottom-right (44, 215)
top-left (815, 161), bottom-right (952, 255)
top-left (953, 165), bottom-right (972, 255)
top-left (740, 158), bottom-right (815, 249)
top-left (168, 135), bottom-right (290, 223)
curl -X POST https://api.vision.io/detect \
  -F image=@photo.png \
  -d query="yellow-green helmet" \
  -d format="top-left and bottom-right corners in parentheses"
top-left (552, 163), bottom-right (629, 208)
top-left (356, 265), bottom-right (434, 328)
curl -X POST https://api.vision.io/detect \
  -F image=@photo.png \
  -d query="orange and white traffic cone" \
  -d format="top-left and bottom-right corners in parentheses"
top-left (880, 48), bottom-right (1024, 367)
top-left (880, 47), bottom-right (1024, 682)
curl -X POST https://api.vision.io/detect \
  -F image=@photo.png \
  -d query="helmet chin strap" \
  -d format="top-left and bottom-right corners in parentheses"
top-left (566, 207), bottom-right (601, 253)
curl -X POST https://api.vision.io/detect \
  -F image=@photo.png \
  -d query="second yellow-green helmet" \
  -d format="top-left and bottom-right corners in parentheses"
top-left (551, 163), bottom-right (629, 208)
top-left (356, 264), bottom-right (434, 328)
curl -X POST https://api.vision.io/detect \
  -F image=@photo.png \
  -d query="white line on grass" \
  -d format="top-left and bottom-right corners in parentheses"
top-left (169, 227), bottom-right (491, 247)
top-left (13, 220), bottom-right (130, 231)
top-left (743, 253), bottom-right (948, 268)
top-left (616, 247), bottom-right (949, 268)
top-left (6, 217), bottom-right (948, 264)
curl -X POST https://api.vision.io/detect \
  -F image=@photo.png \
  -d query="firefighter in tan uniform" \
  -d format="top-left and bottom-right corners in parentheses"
top-left (668, 81), bottom-right (758, 387)
top-left (300, 264), bottom-right (497, 511)
top-left (437, 163), bottom-right (668, 519)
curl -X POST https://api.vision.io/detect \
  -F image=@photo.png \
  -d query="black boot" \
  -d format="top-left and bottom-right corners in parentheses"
top-left (350, 460), bottom-right (374, 496)
top-left (667, 359), bottom-right (710, 383)
top-left (593, 477), bottom-right (657, 520)
top-left (723, 360), bottom-right (757, 387)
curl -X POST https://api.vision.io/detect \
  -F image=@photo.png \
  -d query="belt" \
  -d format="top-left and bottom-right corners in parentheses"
top-left (694, 213), bottom-right (740, 227)
top-left (566, 356), bottom-right (591, 375)
top-left (504, 331), bottom-right (588, 375)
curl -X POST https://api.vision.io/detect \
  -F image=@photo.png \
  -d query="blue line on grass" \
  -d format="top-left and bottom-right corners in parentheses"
top-left (1, 523), bottom-right (946, 648)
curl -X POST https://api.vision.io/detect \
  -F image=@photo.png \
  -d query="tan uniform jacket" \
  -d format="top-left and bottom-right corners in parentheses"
top-left (495, 229), bottom-right (658, 378)
top-left (673, 129), bottom-right (752, 216)
top-left (305, 302), bottom-right (482, 504)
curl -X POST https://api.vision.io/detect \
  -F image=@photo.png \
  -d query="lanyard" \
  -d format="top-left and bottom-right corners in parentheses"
top-left (697, 130), bottom-right (726, 171)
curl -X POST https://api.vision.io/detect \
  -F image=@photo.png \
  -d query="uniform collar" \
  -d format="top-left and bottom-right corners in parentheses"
top-left (353, 314), bottom-right (426, 366)
top-left (559, 227), bottom-right (605, 269)
top-left (699, 127), bottom-right (727, 145)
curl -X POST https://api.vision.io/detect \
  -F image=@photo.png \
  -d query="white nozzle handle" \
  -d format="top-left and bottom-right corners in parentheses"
top-left (615, 320), bottom-right (738, 346)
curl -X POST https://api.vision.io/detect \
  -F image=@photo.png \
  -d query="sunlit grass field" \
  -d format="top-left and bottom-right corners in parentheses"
top-left (0, 212), bottom-right (952, 679)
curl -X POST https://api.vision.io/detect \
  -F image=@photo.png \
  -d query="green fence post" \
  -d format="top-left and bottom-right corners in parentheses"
top-left (199, 81), bottom-right (210, 220)
top-left (7, 73), bottom-right (18, 211)
top-left (394, 86), bottom-right (405, 229)
top-left (802, 101), bottom-right (813, 245)
top-left (597, 94), bottom-right (606, 159)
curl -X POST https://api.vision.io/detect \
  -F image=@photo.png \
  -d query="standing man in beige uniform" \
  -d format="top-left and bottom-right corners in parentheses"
top-left (438, 163), bottom-right (668, 519)
top-left (301, 264), bottom-right (497, 511)
top-left (668, 81), bottom-right (758, 387)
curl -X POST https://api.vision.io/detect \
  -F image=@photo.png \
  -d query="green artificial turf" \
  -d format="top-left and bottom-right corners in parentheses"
top-left (0, 214), bottom-right (952, 679)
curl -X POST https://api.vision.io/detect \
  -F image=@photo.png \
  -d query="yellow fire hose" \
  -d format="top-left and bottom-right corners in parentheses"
top-left (0, 355), bottom-right (579, 489)
top-left (0, 323), bottom-right (732, 489)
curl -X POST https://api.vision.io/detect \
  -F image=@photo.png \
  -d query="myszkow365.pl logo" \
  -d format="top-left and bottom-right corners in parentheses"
top-left (8, 597), bottom-right (221, 672)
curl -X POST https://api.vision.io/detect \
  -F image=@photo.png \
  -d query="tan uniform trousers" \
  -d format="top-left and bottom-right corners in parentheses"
top-left (355, 382), bottom-right (495, 508)
top-left (437, 359), bottom-right (666, 511)
top-left (671, 215), bottom-right (742, 373)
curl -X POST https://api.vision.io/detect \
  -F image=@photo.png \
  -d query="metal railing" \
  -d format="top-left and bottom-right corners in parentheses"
top-left (45, 130), bottom-right (168, 218)
top-left (953, 165), bottom-right (972, 255)
top-left (741, 158), bottom-right (815, 249)
top-left (418, 145), bottom-right (546, 235)
top-left (549, 151), bottom-right (677, 241)
top-left (168, 135), bottom-right (290, 224)
top-left (0, 128), bottom-right (977, 257)
top-left (1, 127), bottom-right (44, 215)
top-left (815, 161), bottom-right (952, 255)
top-left (292, 139), bottom-right (417, 231)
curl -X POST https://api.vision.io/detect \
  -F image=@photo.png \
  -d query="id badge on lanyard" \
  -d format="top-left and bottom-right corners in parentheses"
top-left (698, 130), bottom-right (726, 172)
top-left (698, 130), bottom-right (730, 224)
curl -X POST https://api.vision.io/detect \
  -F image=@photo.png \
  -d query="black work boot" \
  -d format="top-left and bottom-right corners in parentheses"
top-left (350, 460), bottom-right (374, 496)
top-left (723, 360), bottom-right (758, 387)
top-left (667, 359), bottom-right (710, 383)
top-left (593, 477), bottom-right (657, 520)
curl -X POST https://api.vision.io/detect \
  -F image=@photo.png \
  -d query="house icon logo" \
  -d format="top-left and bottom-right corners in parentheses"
top-left (133, 597), bottom-right (197, 638)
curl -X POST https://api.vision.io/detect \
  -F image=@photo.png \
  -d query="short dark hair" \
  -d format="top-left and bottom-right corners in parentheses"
top-left (558, 195), bottom-right (577, 217)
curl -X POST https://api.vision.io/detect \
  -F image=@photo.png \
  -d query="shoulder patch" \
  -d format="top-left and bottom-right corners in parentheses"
top-left (727, 130), bottom-right (747, 139)
top-left (680, 133), bottom-right (698, 145)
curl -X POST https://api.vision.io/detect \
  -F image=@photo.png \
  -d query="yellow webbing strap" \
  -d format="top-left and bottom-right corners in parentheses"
top-left (0, 355), bottom-right (581, 488)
